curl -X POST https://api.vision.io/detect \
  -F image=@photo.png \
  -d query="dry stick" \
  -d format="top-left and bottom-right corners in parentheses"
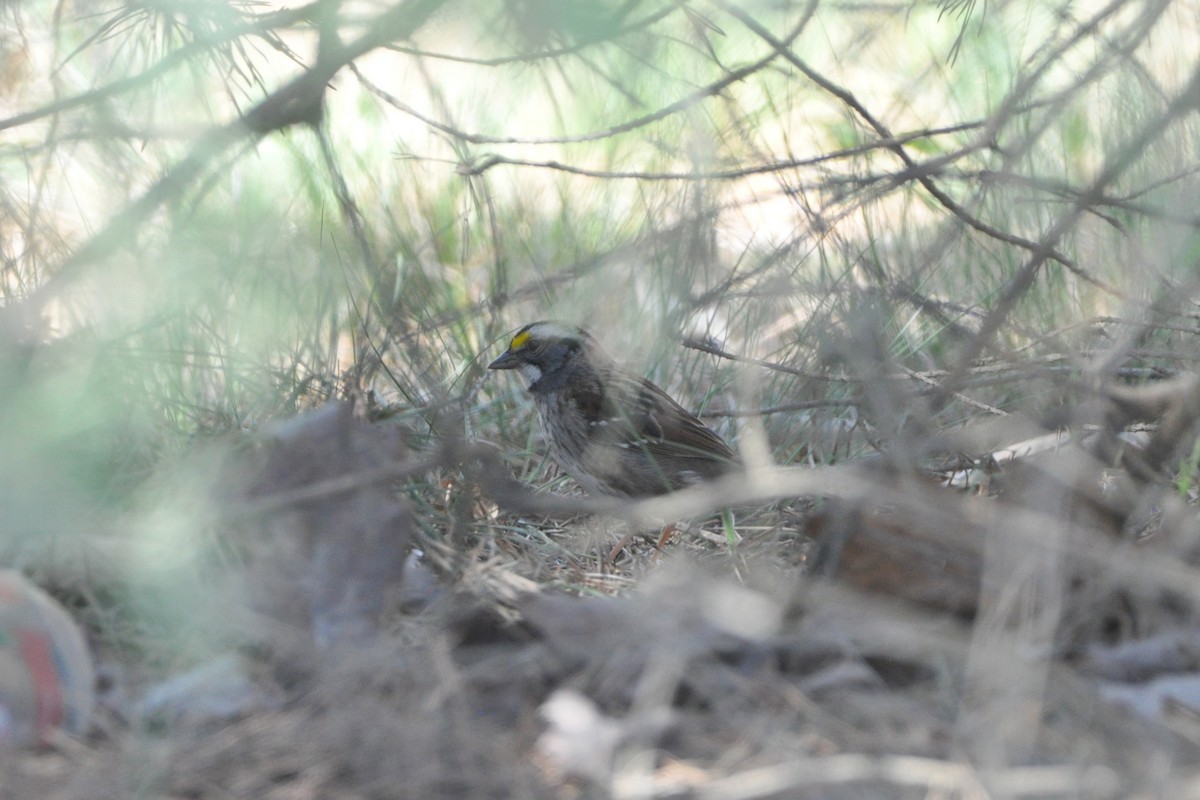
top-left (685, 337), bottom-right (1061, 386)
top-left (900, 365), bottom-right (1008, 416)
top-left (357, 0), bottom-right (819, 150)
top-left (449, 93), bottom-right (1034, 180)
top-left (9, 0), bottom-right (448, 318)
top-left (454, 135), bottom-right (981, 180)
top-left (0, 3), bottom-right (321, 134)
top-left (972, 168), bottom-right (1200, 232)
top-left (414, 117), bottom-right (1030, 182)
top-left (694, 755), bottom-right (1116, 800)
top-left (688, 338), bottom-right (1177, 417)
top-left (934, 63), bottom-right (1200, 408)
top-left (683, 337), bottom-right (812, 378)
top-left (981, 0), bottom-right (1161, 169)
top-left (720, 0), bottom-right (1194, 412)
top-left (473, 455), bottom-right (1200, 617)
top-left (713, 0), bottom-right (1118, 298)
top-left (702, 399), bottom-right (853, 417)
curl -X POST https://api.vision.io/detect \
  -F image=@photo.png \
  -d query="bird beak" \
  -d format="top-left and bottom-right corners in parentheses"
top-left (487, 350), bottom-right (520, 370)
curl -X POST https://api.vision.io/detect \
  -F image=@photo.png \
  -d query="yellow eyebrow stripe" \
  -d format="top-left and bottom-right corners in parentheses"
top-left (510, 330), bottom-right (532, 350)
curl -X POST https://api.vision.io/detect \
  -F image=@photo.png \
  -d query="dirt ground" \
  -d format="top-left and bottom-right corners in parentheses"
top-left (4, 401), bottom-right (1200, 799)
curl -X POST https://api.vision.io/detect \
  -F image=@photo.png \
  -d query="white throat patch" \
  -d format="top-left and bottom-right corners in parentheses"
top-left (517, 363), bottom-right (543, 388)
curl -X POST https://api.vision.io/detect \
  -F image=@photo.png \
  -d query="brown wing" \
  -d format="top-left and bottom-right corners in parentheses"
top-left (597, 368), bottom-right (736, 471)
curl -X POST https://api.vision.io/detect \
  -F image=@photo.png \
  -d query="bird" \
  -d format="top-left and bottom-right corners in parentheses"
top-left (487, 321), bottom-right (737, 497)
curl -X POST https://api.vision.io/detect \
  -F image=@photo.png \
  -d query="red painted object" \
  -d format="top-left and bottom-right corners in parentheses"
top-left (0, 571), bottom-right (93, 747)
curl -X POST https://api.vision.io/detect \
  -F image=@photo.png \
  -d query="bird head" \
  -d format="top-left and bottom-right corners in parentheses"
top-left (487, 321), bottom-right (597, 389)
